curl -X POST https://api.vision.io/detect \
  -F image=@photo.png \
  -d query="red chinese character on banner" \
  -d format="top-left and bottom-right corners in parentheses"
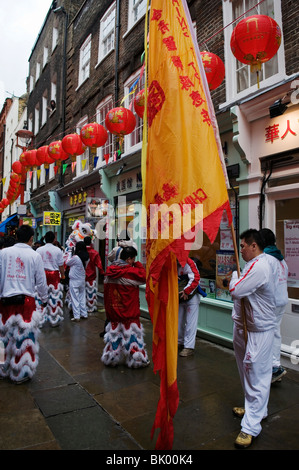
top-left (158, 20), bottom-right (170, 34)
top-left (188, 61), bottom-right (201, 82)
top-left (148, 80), bottom-right (166, 127)
top-left (163, 36), bottom-right (177, 51)
top-left (176, 14), bottom-right (189, 37)
top-left (151, 9), bottom-right (162, 21)
top-left (201, 109), bottom-right (211, 126)
top-left (171, 56), bottom-right (183, 70)
top-left (171, 0), bottom-right (180, 5)
top-left (281, 120), bottom-right (297, 139)
top-left (179, 75), bottom-right (194, 91)
top-left (189, 91), bottom-right (205, 108)
top-left (265, 124), bottom-right (280, 143)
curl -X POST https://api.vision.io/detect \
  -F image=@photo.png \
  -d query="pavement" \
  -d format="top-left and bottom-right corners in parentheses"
top-left (0, 302), bottom-right (299, 454)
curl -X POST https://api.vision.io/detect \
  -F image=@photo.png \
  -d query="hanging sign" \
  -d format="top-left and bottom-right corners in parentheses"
top-left (43, 211), bottom-right (61, 225)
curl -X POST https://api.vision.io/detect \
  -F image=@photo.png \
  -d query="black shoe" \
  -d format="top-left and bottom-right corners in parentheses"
top-left (272, 366), bottom-right (287, 384)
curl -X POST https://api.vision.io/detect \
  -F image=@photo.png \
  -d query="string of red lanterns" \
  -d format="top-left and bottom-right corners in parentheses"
top-left (0, 14), bottom-right (282, 209)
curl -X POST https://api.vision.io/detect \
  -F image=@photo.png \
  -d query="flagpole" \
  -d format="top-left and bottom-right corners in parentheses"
top-left (230, 223), bottom-right (248, 344)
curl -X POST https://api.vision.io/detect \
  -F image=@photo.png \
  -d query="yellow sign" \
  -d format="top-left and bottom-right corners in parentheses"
top-left (43, 212), bottom-right (61, 226)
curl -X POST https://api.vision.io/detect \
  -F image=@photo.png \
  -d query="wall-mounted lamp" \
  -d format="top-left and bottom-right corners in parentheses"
top-left (116, 164), bottom-right (125, 176)
top-left (269, 98), bottom-right (288, 118)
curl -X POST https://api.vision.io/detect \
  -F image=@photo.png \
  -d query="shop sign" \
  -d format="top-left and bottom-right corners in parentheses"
top-left (22, 217), bottom-right (36, 228)
top-left (69, 191), bottom-right (87, 207)
top-left (115, 171), bottom-right (142, 194)
top-left (43, 211), bottom-right (61, 226)
top-left (265, 119), bottom-right (297, 144)
top-left (284, 219), bottom-right (299, 282)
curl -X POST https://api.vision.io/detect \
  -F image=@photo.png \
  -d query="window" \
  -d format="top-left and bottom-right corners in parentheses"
top-left (78, 35), bottom-right (91, 87)
top-left (96, 96), bottom-right (115, 167)
top-left (52, 26), bottom-right (58, 51)
top-left (98, 3), bottom-right (115, 62)
top-left (29, 75), bottom-right (34, 93)
top-left (222, 0), bottom-right (284, 104)
top-left (124, 69), bottom-right (145, 153)
top-left (128, 0), bottom-right (147, 30)
top-left (76, 117), bottom-right (89, 177)
top-left (43, 47), bottom-right (48, 68)
top-left (34, 105), bottom-right (40, 135)
top-left (36, 62), bottom-right (41, 82)
top-left (42, 94), bottom-right (47, 126)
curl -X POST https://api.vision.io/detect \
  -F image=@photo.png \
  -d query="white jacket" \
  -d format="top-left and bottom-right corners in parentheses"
top-left (37, 243), bottom-right (64, 271)
top-left (229, 253), bottom-right (276, 332)
top-left (0, 243), bottom-right (48, 302)
top-left (66, 254), bottom-right (86, 287)
top-left (264, 254), bottom-right (288, 308)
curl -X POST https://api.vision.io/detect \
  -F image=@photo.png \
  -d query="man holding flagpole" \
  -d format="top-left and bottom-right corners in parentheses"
top-left (143, 0), bottom-right (233, 449)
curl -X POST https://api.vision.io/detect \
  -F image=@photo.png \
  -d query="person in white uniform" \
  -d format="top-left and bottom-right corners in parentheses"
top-left (0, 225), bottom-right (48, 383)
top-left (178, 258), bottom-right (200, 357)
top-left (66, 241), bottom-right (89, 322)
top-left (37, 231), bottom-right (65, 327)
top-left (229, 229), bottom-right (276, 448)
top-left (259, 228), bottom-right (289, 383)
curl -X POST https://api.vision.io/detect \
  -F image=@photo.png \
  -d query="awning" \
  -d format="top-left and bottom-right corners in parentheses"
top-left (0, 214), bottom-right (19, 233)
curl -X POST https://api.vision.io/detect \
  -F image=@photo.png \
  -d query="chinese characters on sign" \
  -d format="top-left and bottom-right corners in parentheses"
top-left (69, 191), bottom-right (87, 206)
top-left (43, 212), bottom-right (61, 226)
top-left (115, 171), bottom-right (142, 193)
top-left (265, 119), bottom-right (297, 143)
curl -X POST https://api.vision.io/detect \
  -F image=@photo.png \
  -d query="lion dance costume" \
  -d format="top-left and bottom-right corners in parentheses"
top-left (101, 259), bottom-right (149, 368)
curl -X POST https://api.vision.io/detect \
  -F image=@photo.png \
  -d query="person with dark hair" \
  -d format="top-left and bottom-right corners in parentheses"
top-left (65, 241), bottom-right (89, 322)
top-left (101, 245), bottom-right (149, 368)
top-left (229, 228), bottom-right (276, 448)
top-left (37, 231), bottom-right (65, 327)
top-left (0, 224), bottom-right (48, 383)
top-left (84, 236), bottom-right (104, 313)
top-left (107, 230), bottom-right (138, 262)
top-left (259, 228), bottom-right (288, 383)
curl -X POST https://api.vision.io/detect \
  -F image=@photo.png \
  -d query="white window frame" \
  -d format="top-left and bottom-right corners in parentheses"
top-left (36, 62), bottom-right (41, 82)
top-left (127, 0), bottom-right (147, 31)
top-left (222, 0), bottom-right (285, 107)
top-left (43, 46), bottom-right (48, 68)
top-left (76, 116), bottom-right (89, 177)
top-left (95, 95), bottom-right (115, 167)
top-left (42, 95), bottom-right (47, 127)
top-left (78, 34), bottom-right (91, 87)
top-left (52, 26), bottom-right (58, 52)
top-left (98, 2), bottom-right (116, 64)
top-left (123, 69), bottom-right (145, 154)
top-left (34, 106), bottom-right (40, 135)
top-left (29, 75), bottom-right (34, 93)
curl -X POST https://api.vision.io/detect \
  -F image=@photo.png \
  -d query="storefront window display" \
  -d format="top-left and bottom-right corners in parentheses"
top-left (189, 190), bottom-right (238, 302)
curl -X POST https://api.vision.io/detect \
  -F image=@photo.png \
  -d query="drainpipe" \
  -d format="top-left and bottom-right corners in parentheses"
top-left (259, 164), bottom-right (272, 230)
top-left (53, 5), bottom-right (68, 186)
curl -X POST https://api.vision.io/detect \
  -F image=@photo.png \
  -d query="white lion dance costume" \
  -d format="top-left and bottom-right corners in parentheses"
top-left (63, 220), bottom-right (95, 310)
top-left (0, 240), bottom-right (48, 383)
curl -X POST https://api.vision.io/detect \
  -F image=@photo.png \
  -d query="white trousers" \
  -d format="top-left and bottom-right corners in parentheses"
top-left (233, 326), bottom-right (275, 437)
top-left (69, 281), bottom-right (87, 319)
top-left (273, 305), bottom-right (285, 368)
top-left (178, 295), bottom-right (200, 349)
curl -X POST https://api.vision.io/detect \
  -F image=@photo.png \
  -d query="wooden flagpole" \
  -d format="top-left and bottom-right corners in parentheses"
top-left (230, 223), bottom-right (248, 344)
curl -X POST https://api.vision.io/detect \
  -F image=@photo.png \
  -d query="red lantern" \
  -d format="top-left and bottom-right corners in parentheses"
top-left (200, 51), bottom-right (225, 91)
top-left (2, 198), bottom-right (9, 207)
top-left (48, 141), bottom-right (69, 166)
top-left (230, 15), bottom-right (282, 75)
top-left (62, 133), bottom-right (86, 161)
top-left (36, 146), bottom-right (55, 168)
top-left (10, 173), bottom-right (21, 186)
top-left (20, 151), bottom-right (30, 168)
top-left (12, 160), bottom-right (23, 174)
top-left (105, 107), bottom-right (136, 136)
top-left (24, 149), bottom-right (38, 169)
top-left (80, 123), bottom-right (108, 152)
top-left (134, 89), bottom-right (146, 118)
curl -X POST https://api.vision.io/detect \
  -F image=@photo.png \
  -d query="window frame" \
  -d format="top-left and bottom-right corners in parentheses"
top-left (127, 0), bottom-right (147, 31)
top-left (123, 68), bottom-right (145, 154)
top-left (222, 0), bottom-right (285, 107)
top-left (98, 2), bottom-right (116, 64)
top-left (95, 95), bottom-right (115, 167)
top-left (78, 34), bottom-right (92, 87)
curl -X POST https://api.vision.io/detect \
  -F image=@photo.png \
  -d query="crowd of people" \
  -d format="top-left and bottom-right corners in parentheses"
top-left (0, 224), bottom-right (289, 449)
